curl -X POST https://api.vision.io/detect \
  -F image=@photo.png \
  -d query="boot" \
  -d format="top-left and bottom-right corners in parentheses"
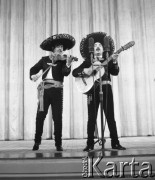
top-left (112, 143), bottom-right (126, 150)
top-left (83, 145), bottom-right (94, 152)
top-left (32, 143), bottom-right (40, 151)
top-left (56, 146), bottom-right (63, 151)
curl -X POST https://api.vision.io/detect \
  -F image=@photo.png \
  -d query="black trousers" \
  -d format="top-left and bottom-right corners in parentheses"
top-left (34, 87), bottom-right (63, 147)
top-left (87, 84), bottom-right (119, 146)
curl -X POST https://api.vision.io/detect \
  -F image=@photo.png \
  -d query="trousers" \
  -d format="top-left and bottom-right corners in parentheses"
top-left (34, 87), bottom-right (63, 147)
top-left (87, 84), bottom-right (119, 146)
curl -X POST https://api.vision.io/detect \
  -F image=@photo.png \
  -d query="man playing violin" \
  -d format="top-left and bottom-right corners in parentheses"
top-left (72, 32), bottom-right (126, 151)
top-left (30, 34), bottom-right (76, 151)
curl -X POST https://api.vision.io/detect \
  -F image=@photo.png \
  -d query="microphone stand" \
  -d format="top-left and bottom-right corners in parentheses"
top-left (89, 52), bottom-right (117, 156)
top-left (93, 59), bottom-right (105, 150)
top-left (90, 53), bottom-right (103, 147)
top-left (99, 62), bottom-right (105, 150)
top-left (90, 55), bottom-right (105, 150)
top-left (100, 50), bottom-right (109, 149)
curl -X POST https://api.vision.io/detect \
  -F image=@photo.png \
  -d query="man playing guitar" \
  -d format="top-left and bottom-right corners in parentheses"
top-left (72, 32), bottom-right (126, 151)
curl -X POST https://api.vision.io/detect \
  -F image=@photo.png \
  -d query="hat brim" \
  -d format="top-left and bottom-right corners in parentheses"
top-left (40, 34), bottom-right (75, 51)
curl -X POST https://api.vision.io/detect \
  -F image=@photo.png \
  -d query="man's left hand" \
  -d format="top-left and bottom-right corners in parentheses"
top-left (111, 54), bottom-right (118, 64)
top-left (66, 55), bottom-right (73, 67)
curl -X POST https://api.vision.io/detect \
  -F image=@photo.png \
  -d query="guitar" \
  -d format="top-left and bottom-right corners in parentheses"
top-left (75, 41), bottom-right (135, 94)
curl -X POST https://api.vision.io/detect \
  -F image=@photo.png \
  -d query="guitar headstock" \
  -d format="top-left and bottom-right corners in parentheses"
top-left (122, 41), bottom-right (135, 51)
top-left (115, 41), bottom-right (135, 54)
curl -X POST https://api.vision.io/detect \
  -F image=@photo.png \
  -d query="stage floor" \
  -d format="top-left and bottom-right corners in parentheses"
top-left (0, 136), bottom-right (155, 159)
top-left (0, 136), bottom-right (155, 179)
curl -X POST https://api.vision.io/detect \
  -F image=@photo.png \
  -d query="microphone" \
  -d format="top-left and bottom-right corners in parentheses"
top-left (88, 37), bottom-right (94, 53)
top-left (103, 36), bottom-right (110, 52)
top-left (88, 37), bottom-right (94, 64)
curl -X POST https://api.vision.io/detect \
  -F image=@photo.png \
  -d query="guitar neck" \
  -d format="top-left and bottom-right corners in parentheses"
top-left (101, 41), bottom-right (135, 65)
top-left (105, 46), bottom-right (125, 64)
top-left (115, 46), bottom-right (125, 55)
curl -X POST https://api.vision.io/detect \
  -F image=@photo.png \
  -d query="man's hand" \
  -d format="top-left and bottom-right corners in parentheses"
top-left (83, 68), bottom-right (93, 76)
top-left (66, 55), bottom-right (73, 67)
top-left (83, 61), bottom-right (102, 76)
top-left (31, 75), bottom-right (39, 82)
top-left (92, 61), bottom-right (102, 71)
top-left (111, 54), bottom-right (119, 64)
top-left (47, 63), bottom-right (57, 66)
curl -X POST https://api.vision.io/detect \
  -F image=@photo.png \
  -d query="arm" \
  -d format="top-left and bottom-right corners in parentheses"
top-left (72, 60), bottom-right (92, 77)
top-left (30, 58), bottom-right (43, 80)
top-left (62, 60), bottom-right (71, 76)
top-left (62, 55), bottom-right (78, 76)
top-left (72, 61), bottom-right (87, 77)
top-left (108, 54), bottom-right (119, 76)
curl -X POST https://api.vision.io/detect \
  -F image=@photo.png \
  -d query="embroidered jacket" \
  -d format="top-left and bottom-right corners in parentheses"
top-left (30, 56), bottom-right (71, 82)
top-left (72, 60), bottom-right (119, 81)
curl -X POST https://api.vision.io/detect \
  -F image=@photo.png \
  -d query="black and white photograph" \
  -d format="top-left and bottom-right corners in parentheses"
top-left (0, 0), bottom-right (155, 179)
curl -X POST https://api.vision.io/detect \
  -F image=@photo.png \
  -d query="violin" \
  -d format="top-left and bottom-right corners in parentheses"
top-left (50, 54), bottom-right (78, 62)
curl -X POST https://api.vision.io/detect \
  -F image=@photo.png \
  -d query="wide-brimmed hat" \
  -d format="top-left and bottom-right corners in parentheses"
top-left (80, 32), bottom-right (115, 59)
top-left (40, 33), bottom-right (76, 51)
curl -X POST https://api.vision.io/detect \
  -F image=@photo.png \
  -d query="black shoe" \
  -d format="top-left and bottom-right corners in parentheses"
top-left (83, 145), bottom-right (94, 152)
top-left (112, 144), bottom-right (126, 150)
top-left (56, 146), bottom-right (63, 151)
top-left (32, 143), bottom-right (40, 151)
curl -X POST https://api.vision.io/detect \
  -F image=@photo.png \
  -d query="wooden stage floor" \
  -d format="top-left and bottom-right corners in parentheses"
top-left (0, 136), bottom-right (155, 179)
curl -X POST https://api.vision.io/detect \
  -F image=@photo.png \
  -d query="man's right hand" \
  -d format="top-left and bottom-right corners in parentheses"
top-left (83, 68), bottom-right (93, 76)
top-left (92, 61), bottom-right (102, 71)
top-left (31, 75), bottom-right (39, 82)
top-left (83, 61), bottom-right (102, 76)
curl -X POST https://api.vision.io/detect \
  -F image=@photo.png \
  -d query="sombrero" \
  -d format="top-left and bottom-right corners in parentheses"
top-left (40, 33), bottom-right (76, 51)
top-left (80, 32), bottom-right (115, 59)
